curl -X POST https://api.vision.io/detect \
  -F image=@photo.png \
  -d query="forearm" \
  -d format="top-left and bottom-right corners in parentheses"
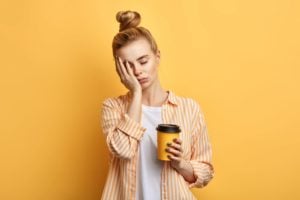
top-left (101, 93), bottom-right (145, 159)
top-left (127, 91), bottom-right (142, 123)
top-left (109, 91), bottom-right (143, 158)
top-left (173, 159), bottom-right (196, 183)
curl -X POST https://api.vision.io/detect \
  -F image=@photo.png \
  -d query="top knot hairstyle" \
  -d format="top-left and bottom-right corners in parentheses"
top-left (112, 10), bottom-right (159, 58)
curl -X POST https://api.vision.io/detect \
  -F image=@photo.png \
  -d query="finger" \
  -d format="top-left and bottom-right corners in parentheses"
top-left (166, 147), bottom-right (182, 157)
top-left (124, 61), bottom-right (131, 75)
top-left (167, 142), bottom-right (183, 152)
top-left (173, 138), bottom-right (182, 144)
top-left (118, 57), bottom-right (129, 78)
top-left (115, 56), bottom-right (123, 79)
top-left (126, 61), bottom-right (134, 76)
top-left (168, 154), bottom-right (181, 161)
top-left (117, 57), bottom-right (129, 81)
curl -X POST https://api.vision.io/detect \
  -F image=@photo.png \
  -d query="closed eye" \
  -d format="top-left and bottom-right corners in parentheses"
top-left (141, 61), bottom-right (148, 65)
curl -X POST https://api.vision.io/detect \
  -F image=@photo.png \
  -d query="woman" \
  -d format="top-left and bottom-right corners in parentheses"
top-left (101, 10), bottom-right (214, 200)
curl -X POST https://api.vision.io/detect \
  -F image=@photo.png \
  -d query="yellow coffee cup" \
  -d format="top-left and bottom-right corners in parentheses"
top-left (156, 124), bottom-right (181, 161)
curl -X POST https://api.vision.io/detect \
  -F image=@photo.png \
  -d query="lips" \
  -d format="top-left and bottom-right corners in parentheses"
top-left (138, 78), bottom-right (148, 83)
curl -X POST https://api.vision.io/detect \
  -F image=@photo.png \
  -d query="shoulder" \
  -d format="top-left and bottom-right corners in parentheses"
top-left (102, 92), bottom-right (129, 108)
top-left (173, 94), bottom-right (206, 121)
top-left (175, 93), bottom-right (202, 111)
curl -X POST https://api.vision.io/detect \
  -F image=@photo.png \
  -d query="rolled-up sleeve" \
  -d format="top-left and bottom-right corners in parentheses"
top-left (101, 98), bottom-right (146, 160)
top-left (187, 102), bottom-right (215, 188)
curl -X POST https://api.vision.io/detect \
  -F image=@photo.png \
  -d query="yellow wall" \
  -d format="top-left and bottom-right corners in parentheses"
top-left (1, 0), bottom-right (299, 199)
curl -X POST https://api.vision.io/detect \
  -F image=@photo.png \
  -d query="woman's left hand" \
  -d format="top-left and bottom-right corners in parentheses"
top-left (166, 138), bottom-right (184, 170)
top-left (166, 138), bottom-right (197, 183)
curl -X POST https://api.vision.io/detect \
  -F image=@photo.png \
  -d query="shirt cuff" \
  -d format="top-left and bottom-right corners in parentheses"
top-left (116, 113), bottom-right (146, 141)
top-left (188, 160), bottom-right (215, 188)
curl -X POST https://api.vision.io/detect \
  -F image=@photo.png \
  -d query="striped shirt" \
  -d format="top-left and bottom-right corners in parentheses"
top-left (100, 90), bottom-right (215, 200)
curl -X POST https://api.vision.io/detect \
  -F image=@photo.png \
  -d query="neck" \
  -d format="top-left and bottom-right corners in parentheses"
top-left (141, 78), bottom-right (168, 107)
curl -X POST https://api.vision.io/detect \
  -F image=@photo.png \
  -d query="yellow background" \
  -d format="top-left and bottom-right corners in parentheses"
top-left (1, 0), bottom-right (299, 199)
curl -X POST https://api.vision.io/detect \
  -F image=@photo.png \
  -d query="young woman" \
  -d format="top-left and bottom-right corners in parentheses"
top-left (101, 10), bottom-right (214, 200)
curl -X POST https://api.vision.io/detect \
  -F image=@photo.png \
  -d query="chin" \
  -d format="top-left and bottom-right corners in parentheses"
top-left (141, 79), bottom-right (151, 89)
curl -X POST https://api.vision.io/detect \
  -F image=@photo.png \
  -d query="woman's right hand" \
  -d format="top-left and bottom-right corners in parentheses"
top-left (114, 56), bottom-right (142, 94)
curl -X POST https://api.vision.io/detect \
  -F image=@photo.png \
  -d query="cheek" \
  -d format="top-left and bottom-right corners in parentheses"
top-left (145, 62), bottom-right (158, 75)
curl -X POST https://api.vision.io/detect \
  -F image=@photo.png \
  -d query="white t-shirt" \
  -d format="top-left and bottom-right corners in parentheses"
top-left (136, 104), bottom-right (163, 200)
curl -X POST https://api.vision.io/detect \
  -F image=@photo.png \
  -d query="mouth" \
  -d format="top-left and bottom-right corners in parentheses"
top-left (138, 78), bottom-right (148, 84)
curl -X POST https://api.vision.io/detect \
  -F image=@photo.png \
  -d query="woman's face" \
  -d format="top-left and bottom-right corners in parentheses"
top-left (115, 37), bottom-right (160, 89)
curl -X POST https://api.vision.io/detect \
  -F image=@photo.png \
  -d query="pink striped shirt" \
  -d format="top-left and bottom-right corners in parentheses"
top-left (100, 90), bottom-right (214, 200)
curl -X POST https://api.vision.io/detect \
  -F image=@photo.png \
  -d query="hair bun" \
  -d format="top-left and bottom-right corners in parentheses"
top-left (116, 10), bottom-right (141, 32)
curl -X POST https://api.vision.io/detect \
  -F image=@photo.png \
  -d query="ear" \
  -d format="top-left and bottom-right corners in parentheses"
top-left (156, 50), bottom-right (161, 62)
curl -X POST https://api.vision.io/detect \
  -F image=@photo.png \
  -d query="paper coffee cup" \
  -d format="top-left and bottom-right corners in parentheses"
top-left (156, 124), bottom-right (181, 161)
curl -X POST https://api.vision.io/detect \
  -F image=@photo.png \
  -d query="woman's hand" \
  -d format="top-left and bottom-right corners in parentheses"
top-left (166, 138), bottom-right (184, 170)
top-left (166, 138), bottom-right (197, 183)
top-left (115, 56), bottom-right (141, 93)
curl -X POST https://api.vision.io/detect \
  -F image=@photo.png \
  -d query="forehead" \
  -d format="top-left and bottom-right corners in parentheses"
top-left (117, 38), bottom-right (152, 60)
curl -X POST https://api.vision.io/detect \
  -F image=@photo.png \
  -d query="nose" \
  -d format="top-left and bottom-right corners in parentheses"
top-left (132, 64), bottom-right (142, 76)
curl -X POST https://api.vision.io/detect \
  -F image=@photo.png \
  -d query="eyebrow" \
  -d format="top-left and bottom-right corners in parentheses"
top-left (124, 54), bottom-right (149, 64)
top-left (136, 54), bottom-right (149, 60)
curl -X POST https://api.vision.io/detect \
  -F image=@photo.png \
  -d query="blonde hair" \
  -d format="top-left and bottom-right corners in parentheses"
top-left (112, 10), bottom-right (159, 58)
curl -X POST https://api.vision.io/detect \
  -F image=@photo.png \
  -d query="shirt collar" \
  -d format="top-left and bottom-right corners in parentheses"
top-left (165, 90), bottom-right (178, 106)
top-left (125, 89), bottom-right (178, 106)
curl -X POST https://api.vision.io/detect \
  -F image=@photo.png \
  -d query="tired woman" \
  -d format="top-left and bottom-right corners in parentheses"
top-left (101, 10), bottom-right (214, 200)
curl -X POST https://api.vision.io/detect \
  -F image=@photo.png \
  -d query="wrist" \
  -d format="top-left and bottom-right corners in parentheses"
top-left (173, 159), bottom-right (186, 171)
top-left (132, 89), bottom-right (142, 97)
